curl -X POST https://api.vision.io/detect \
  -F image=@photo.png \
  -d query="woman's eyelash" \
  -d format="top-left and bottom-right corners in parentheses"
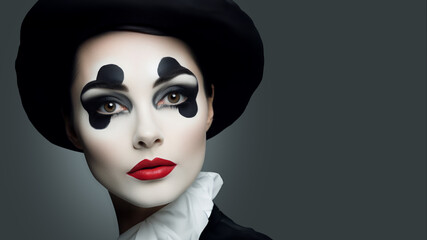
top-left (82, 95), bottom-right (132, 116)
top-left (156, 91), bottom-right (188, 108)
top-left (97, 101), bottom-right (129, 115)
top-left (153, 84), bottom-right (197, 110)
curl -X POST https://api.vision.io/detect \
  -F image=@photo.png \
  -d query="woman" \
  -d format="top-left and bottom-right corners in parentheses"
top-left (16, 0), bottom-right (268, 239)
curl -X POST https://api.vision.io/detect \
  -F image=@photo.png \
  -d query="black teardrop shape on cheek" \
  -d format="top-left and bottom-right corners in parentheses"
top-left (179, 101), bottom-right (198, 118)
top-left (89, 114), bottom-right (112, 129)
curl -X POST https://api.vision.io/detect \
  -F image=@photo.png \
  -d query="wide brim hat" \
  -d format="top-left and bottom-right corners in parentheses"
top-left (16, 0), bottom-right (264, 152)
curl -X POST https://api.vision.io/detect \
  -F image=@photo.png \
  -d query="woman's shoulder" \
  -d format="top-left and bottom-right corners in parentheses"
top-left (200, 205), bottom-right (272, 240)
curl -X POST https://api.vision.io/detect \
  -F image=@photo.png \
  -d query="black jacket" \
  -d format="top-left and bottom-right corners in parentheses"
top-left (200, 205), bottom-right (272, 240)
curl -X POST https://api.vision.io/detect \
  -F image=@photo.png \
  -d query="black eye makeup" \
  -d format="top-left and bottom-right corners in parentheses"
top-left (80, 64), bottom-right (129, 130)
top-left (153, 84), bottom-right (197, 110)
top-left (81, 92), bottom-right (133, 129)
top-left (155, 57), bottom-right (199, 118)
top-left (157, 92), bottom-right (188, 108)
top-left (98, 102), bottom-right (126, 115)
top-left (79, 57), bottom-right (200, 130)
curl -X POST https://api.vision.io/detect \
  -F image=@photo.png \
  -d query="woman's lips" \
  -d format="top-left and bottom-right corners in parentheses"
top-left (127, 157), bottom-right (176, 180)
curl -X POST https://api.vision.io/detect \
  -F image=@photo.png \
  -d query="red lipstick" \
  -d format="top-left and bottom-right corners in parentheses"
top-left (127, 158), bottom-right (176, 180)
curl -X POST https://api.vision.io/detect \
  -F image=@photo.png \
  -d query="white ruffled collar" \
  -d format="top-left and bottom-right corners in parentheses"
top-left (118, 172), bottom-right (223, 240)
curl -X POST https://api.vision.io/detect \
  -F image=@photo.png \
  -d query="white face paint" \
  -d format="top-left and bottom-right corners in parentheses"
top-left (69, 31), bottom-right (213, 208)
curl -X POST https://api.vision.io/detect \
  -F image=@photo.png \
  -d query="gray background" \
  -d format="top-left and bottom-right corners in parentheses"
top-left (1, 0), bottom-right (425, 239)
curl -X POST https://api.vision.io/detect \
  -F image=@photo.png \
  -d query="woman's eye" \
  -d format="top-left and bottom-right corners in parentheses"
top-left (97, 102), bottom-right (128, 115)
top-left (157, 92), bottom-right (188, 107)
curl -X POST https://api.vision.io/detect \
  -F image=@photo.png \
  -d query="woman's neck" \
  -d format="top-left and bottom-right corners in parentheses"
top-left (109, 192), bottom-right (167, 234)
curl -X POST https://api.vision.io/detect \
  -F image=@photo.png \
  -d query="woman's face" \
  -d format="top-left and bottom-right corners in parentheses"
top-left (68, 31), bottom-right (213, 208)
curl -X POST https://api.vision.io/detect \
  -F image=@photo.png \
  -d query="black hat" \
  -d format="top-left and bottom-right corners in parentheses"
top-left (16, 0), bottom-right (264, 152)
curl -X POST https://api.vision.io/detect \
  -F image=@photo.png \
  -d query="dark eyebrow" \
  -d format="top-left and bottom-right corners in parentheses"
top-left (153, 68), bottom-right (195, 88)
top-left (81, 81), bottom-right (129, 95)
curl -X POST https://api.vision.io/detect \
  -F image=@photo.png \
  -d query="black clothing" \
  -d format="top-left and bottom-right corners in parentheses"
top-left (200, 205), bottom-right (272, 240)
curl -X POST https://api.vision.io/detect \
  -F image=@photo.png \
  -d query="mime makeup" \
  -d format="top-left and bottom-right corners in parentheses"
top-left (155, 57), bottom-right (199, 118)
top-left (71, 31), bottom-right (211, 208)
top-left (80, 64), bottom-right (132, 129)
top-left (81, 57), bottom-right (199, 130)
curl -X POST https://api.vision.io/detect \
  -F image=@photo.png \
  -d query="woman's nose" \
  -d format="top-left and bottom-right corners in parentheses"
top-left (132, 110), bottom-right (163, 149)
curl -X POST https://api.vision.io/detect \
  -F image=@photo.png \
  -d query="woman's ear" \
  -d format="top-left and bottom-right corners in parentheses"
top-left (206, 84), bottom-right (214, 131)
top-left (64, 116), bottom-right (84, 150)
